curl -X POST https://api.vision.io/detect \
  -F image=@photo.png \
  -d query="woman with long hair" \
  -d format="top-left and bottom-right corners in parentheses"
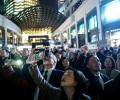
top-left (101, 56), bottom-right (120, 79)
top-left (29, 65), bottom-right (91, 100)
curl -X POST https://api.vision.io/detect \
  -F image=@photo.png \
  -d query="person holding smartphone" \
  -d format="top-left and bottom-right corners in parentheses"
top-left (29, 63), bottom-right (91, 100)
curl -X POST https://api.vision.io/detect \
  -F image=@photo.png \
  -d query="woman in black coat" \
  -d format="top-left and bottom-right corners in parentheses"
top-left (29, 65), bottom-right (91, 100)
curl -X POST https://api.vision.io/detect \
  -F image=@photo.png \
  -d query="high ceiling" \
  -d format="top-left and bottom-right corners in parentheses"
top-left (2, 0), bottom-right (66, 33)
top-left (11, 5), bottom-right (66, 32)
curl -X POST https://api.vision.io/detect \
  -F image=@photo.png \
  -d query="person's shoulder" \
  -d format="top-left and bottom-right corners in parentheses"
top-left (100, 72), bottom-right (108, 77)
top-left (52, 69), bottom-right (64, 77)
top-left (100, 69), bottom-right (107, 75)
top-left (112, 69), bottom-right (120, 73)
top-left (81, 68), bottom-right (94, 79)
top-left (53, 69), bottom-right (64, 73)
top-left (82, 93), bottom-right (91, 100)
top-left (110, 69), bottom-right (120, 79)
top-left (100, 73), bottom-right (109, 82)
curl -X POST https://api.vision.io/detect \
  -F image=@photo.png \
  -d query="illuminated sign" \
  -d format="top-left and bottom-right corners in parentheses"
top-left (101, 0), bottom-right (120, 25)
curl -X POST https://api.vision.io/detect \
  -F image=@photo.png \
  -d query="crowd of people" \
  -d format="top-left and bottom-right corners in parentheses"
top-left (0, 45), bottom-right (120, 100)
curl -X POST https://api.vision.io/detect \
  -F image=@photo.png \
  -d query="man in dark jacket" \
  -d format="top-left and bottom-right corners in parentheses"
top-left (35, 52), bottom-right (64, 100)
top-left (82, 54), bottom-right (109, 100)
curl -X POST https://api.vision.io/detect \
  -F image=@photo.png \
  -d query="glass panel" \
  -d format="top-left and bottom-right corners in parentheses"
top-left (88, 15), bottom-right (98, 30)
top-left (78, 34), bottom-right (85, 47)
top-left (91, 34), bottom-right (98, 43)
top-left (71, 28), bottom-right (76, 39)
top-left (7, 32), bottom-right (13, 45)
top-left (78, 23), bottom-right (85, 34)
top-left (70, 26), bottom-right (77, 48)
top-left (101, 0), bottom-right (120, 25)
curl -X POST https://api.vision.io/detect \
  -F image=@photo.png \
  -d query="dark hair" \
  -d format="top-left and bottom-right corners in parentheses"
top-left (104, 56), bottom-right (116, 69)
top-left (54, 50), bottom-right (60, 54)
top-left (104, 50), bottom-right (112, 56)
top-left (61, 50), bottom-right (66, 52)
top-left (61, 67), bottom-right (89, 100)
top-left (62, 57), bottom-right (67, 60)
top-left (84, 54), bottom-right (95, 67)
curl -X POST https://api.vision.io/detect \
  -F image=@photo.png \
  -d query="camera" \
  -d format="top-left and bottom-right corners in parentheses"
top-left (34, 48), bottom-right (45, 54)
top-left (34, 49), bottom-right (40, 54)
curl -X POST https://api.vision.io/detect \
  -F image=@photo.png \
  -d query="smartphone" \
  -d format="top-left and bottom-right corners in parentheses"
top-left (35, 53), bottom-right (40, 61)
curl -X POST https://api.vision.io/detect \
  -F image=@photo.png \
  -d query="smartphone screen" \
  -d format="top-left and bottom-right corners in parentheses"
top-left (35, 53), bottom-right (40, 61)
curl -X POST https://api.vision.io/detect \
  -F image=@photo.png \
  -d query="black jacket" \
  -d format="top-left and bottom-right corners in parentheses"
top-left (29, 66), bottom-right (91, 100)
top-left (82, 68), bottom-right (109, 100)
